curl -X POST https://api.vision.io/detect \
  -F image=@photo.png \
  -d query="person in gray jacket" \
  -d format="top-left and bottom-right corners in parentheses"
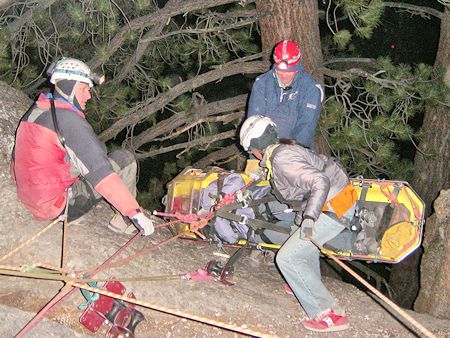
top-left (240, 115), bottom-right (356, 333)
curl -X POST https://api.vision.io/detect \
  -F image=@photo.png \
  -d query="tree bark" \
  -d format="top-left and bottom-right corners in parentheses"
top-left (414, 190), bottom-right (450, 319)
top-left (389, 8), bottom-right (449, 310)
top-left (256, 0), bottom-right (323, 80)
top-left (412, 8), bottom-right (449, 215)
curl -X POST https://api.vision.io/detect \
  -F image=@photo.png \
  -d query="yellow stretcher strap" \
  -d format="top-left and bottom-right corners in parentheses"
top-left (264, 144), bottom-right (280, 180)
top-left (322, 184), bottom-right (358, 219)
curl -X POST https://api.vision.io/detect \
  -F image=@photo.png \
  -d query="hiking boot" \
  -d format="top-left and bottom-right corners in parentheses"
top-left (108, 214), bottom-right (138, 234)
top-left (302, 309), bottom-right (350, 333)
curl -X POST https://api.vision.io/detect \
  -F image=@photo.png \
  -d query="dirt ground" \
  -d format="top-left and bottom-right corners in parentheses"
top-left (0, 160), bottom-right (449, 338)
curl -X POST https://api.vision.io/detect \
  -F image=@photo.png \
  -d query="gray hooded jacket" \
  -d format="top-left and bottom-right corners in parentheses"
top-left (262, 144), bottom-right (349, 222)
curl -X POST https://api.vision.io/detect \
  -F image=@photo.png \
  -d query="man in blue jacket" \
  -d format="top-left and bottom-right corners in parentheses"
top-left (247, 40), bottom-right (324, 149)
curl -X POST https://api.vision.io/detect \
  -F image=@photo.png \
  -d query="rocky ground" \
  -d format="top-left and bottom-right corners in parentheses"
top-left (0, 158), bottom-right (449, 338)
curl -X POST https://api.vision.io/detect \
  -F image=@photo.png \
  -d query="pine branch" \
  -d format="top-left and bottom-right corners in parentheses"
top-left (114, 14), bottom-right (259, 83)
top-left (113, 18), bottom-right (166, 83)
top-left (154, 112), bottom-right (244, 142)
top-left (87, 0), bottom-right (248, 71)
top-left (99, 60), bottom-right (268, 142)
top-left (192, 144), bottom-right (241, 169)
top-left (383, 2), bottom-right (444, 20)
top-left (323, 57), bottom-right (375, 66)
top-left (136, 130), bottom-right (236, 159)
top-left (132, 94), bottom-right (248, 149)
top-left (140, 17), bottom-right (259, 44)
top-left (322, 66), bottom-right (403, 89)
top-left (23, 0), bottom-right (253, 93)
top-left (6, 0), bottom-right (57, 35)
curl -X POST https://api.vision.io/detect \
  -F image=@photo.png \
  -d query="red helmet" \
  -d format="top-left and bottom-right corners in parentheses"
top-left (273, 40), bottom-right (301, 71)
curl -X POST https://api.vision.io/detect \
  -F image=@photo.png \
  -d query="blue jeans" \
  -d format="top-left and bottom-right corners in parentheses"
top-left (276, 212), bottom-right (351, 318)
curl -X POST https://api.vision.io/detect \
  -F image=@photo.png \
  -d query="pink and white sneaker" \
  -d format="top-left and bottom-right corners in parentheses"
top-left (284, 283), bottom-right (294, 296)
top-left (302, 308), bottom-right (350, 332)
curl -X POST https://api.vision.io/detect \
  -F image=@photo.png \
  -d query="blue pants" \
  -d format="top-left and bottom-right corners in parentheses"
top-left (276, 211), bottom-right (352, 318)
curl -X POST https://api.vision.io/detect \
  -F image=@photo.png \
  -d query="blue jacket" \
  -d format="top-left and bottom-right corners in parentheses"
top-left (247, 64), bottom-right (323, 148)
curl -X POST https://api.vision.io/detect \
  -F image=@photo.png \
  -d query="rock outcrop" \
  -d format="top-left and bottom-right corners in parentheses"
top-left (0, 81), bottom-right (32, 162)
top-left (415, 189), bottom-right (450, 319)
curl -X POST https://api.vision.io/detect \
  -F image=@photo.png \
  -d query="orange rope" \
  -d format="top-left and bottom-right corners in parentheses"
top-left (0, 218), bottom-right (60, 262)
top-left (0, 263), bottom-right (64, 273)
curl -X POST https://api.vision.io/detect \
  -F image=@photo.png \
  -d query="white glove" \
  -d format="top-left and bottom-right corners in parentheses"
top-left (131, 212), bottom-right (155, 236)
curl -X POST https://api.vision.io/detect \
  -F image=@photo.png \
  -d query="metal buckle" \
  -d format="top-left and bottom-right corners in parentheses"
top-left (238, 214), bottom-right (248, 225)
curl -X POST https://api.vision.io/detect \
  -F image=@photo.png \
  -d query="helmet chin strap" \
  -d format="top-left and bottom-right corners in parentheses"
top-left (54, 80), bottom-right (78, 104)
top-left (54, 80), bottom-right (84, 111)
top-left (69, 80), bottom-right (79, 103)
top-left (250, 149), bottom-right (263, 160)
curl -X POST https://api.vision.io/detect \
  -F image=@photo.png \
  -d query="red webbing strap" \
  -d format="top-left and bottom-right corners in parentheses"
top-left (403, 188), bottom-right (423, 221)
top-left (379, 185), bottom-right (399, 207)
top-left (90, 218), bottom-right (211, 274)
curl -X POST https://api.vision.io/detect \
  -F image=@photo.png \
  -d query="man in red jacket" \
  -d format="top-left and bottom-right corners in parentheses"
top-left (11, 57), bottom-right (154, 235)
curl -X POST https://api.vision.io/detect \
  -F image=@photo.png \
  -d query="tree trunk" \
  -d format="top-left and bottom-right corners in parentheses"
top-left (256, 0), bottom-right (323, 80)
top-left (412, 9), bottom-right (449, 215)
top-left (414, 190), bottom-right (450, 319)
top-left (389, 8), bottom-right (449, 310)
top-left (255, 0), bottom-right (329, 154)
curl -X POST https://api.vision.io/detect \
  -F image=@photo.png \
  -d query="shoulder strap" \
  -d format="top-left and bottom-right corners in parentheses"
top-left (50, 96), bottom-right (66, 150)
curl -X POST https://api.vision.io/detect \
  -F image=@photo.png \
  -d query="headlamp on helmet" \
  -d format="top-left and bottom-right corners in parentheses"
top-left (273, 40), bottom-right (301, 72)
top-left (277, 60), bottom-right (289, 70)
top-left (91, 72), bottom-right (106, 85)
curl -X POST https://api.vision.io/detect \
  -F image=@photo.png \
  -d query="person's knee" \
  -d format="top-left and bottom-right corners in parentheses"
top-left (109, 149), bottom-right (136, 170)
top-left (276, 241), bottom-right (317, 267)
top-left (276, 246), bottom-right (291, 268)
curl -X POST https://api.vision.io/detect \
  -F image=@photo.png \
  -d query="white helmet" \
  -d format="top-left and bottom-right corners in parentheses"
top-left (239, 115), bottom-right (277, 151)
top-left (47, 57), bottom-right (94, 87)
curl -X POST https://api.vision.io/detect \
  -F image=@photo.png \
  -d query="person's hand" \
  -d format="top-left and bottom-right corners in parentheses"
top-left (131, 212), bottom-right (155, 236)
top-left (300, 218), bottom-right (315, 240)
